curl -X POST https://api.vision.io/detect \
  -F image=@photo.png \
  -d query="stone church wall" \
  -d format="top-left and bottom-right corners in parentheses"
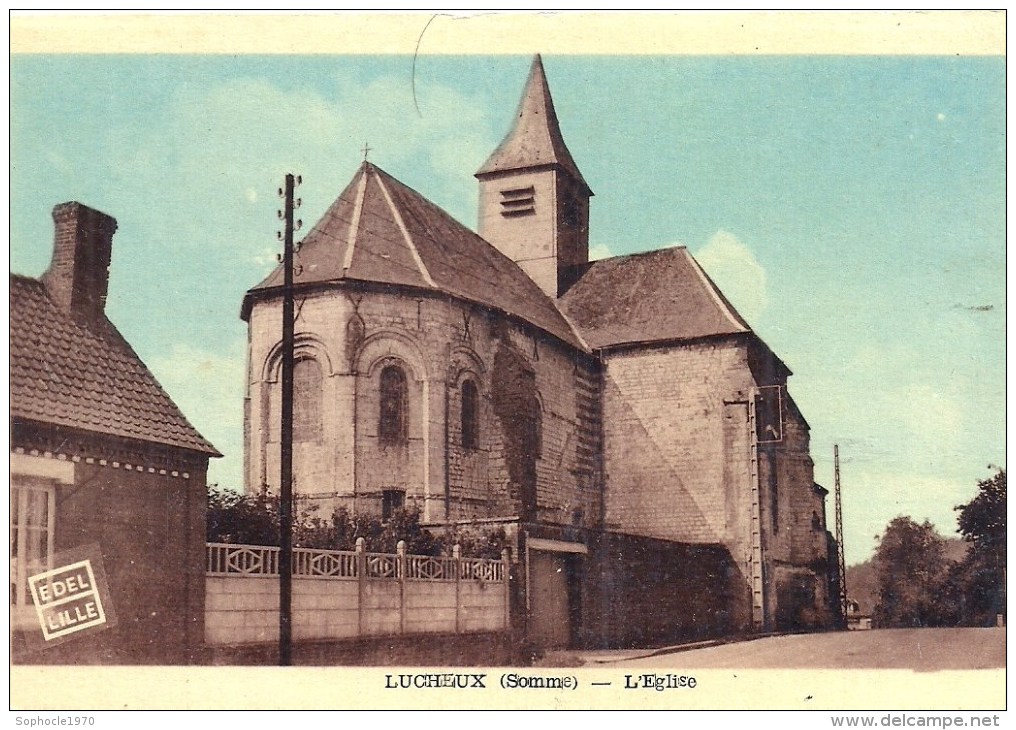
top-left (478, 169), bottom-right (561, 299)
top-left (601, 337), bottom-right (756, 545)
top-left (760, 401), bottom-right (835, 629)
top-left (245, 286), bottom-right (599, 529)
top-left (600, 335), bottom-right (833, 631)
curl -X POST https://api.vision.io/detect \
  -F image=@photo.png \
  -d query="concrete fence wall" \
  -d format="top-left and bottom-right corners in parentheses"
top-left (204, 540), bottom-right (510, 646)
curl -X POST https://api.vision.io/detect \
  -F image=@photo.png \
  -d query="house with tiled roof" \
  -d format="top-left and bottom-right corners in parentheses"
top-left (11, 202), bottom-right (219, 663)
top-left (242, 55), bottom-right (836, 648)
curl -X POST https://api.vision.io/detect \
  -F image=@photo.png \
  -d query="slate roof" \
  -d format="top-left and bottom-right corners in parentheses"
top-left (475, 54), bottom-right (592, 194)
top-left (557, 247), bottom-right (752, 350)
top-left (244, 162), bottom-right (585, 350)
top-left (10, 274), bottom-right (220, 456)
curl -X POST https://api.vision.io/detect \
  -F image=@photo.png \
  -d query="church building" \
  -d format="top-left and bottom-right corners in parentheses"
top-left (241, 56), bottom-right (836, 648)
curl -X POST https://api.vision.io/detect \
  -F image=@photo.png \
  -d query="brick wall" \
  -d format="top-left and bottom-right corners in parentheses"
top-left (11, 437), bottom-right (207, 665)
top-left (42, 202), bottom-right (117, 325)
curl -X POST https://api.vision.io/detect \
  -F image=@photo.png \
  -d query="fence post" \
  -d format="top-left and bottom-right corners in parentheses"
top-left (397, 540), bottom-right (407, 635)
top-left (356, 537), bottom-right (366, 637)
top-left (501, 548), bottom-right (511, 632)
top-left (453, 544), bottom-right (462, 634)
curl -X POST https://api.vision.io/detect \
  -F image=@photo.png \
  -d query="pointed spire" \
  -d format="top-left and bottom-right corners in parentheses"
top-left (476, 55), bottom-right (591, 194)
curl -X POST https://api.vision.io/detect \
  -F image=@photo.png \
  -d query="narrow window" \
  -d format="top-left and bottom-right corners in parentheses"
top-left (461, 379), bottom-right (479, 450)
top-left (379, 365), bottom-right (408, 445)
top-left (293, 358), bottom-right (322, 442)
top-left (10, 483), bottom-right (55, 606)
top-left (769, 460), bottom-right (779, 533)
top-left (382, 489), bottom-right (405, 520)
top-left (531, 394), bottom-right (543, 460)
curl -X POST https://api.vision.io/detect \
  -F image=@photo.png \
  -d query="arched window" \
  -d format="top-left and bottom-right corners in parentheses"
top-left (293, 358), bottom-right (322, 442)
top-left (379, 364), bottom-right (408, 445)
top-left (461, 379), bottom-right (479, 450)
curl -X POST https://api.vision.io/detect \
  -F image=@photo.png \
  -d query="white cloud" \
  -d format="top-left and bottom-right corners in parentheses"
top-left (694, 229), bottom-right (768, 323)
top-left (588, 242), bottom-right (613, 261)
top-left (253, 246), bottom-right (280, 270)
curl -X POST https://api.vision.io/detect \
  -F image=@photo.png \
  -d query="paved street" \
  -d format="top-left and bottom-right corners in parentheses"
top-left (588, 628), bottom-right (1006, 671)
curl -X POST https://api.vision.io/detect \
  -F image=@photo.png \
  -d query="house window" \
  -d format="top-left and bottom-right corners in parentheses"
top-left (293, 357), bottom-right (322, 442)
top-left (382, 489), bottom-right (405, 520)
top-left (461, 379), bottom-right (479, 450)
top-left (10, 483), bottom-right (56, 606)
top-left (379, 364), bottom-right (408, 445)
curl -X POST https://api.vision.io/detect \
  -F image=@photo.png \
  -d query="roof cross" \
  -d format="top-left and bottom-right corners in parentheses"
top-left (362, 141), bottom-right (372, 161)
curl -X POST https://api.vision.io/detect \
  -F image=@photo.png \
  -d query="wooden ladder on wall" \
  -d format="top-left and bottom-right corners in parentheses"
top-left (747, 392), bottom-right (765, 631)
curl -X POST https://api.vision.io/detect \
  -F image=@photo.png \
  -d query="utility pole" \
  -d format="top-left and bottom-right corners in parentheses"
top-left (834, 444), bottom-right (847, 629)
top-left (278, 173), bottom-right (301, 665)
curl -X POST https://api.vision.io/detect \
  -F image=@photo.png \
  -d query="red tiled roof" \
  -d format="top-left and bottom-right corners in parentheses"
top-left (557, 247), bottom-right (751, 350)
top-left (10, 274), bottom-right (220, 456)
top-left (244, 162), bottom-right (585, 350)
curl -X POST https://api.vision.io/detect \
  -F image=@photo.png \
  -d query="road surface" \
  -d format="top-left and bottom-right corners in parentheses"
top-left (594, 628), bottom-right (1005, 671)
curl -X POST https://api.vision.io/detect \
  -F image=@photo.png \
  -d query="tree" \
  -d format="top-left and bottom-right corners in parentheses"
top-left (956, 468), bottom-right (1006, 549)
top-left (952, 468), bottom-right (1006, 626)
top-left (872, 516), bottom-right (952, 628)
top-left (207, 485), bottom-right (280, 546)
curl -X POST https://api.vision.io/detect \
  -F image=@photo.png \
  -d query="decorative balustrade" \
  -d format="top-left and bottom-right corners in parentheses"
top-left (459, 557), bottom-right (505, 582)
top-left (205, 539), bottom-right (512, 644)
top-left (206, 540), bottom-right (507, 584)
top-left (405, 554), bottom-right (458, 581)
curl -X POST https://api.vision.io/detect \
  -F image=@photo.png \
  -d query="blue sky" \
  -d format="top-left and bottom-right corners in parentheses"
top-left (10, 51), bottom-right (1004, 564)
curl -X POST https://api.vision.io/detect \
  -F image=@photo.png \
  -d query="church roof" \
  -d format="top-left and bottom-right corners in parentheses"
top-left (244, 162), bottom-right (585, 350)
top-left (10, 274), bottom-right (220, 456)
top-left (475, 55), bottom-right (591, 194)
top-left (557, 247), bottom-right (752, 350)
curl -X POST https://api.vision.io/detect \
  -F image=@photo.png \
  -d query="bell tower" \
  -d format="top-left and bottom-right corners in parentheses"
top-left (476, 55), bottom-right (592, 298)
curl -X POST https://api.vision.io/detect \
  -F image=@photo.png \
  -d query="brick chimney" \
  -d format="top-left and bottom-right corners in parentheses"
top-left (41, 202), bottom-right (118, 325)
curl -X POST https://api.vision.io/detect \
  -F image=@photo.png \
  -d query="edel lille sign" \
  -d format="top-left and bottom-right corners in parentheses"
top-left (28, 559), bottom-right (107, 641)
